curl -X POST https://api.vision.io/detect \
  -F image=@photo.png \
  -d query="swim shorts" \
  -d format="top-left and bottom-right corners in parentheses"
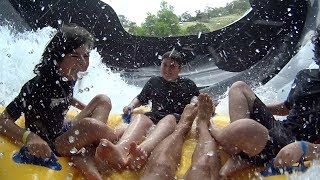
top-left (239, 96), bottom-right (295, 165)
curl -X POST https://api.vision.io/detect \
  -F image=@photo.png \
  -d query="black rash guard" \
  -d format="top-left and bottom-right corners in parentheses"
top-left (6, 74), bottom-right (75, 142)
top-left (137, 76), bottom-right (199, 123)
top-left (283, 69), bottom-right (320, 142)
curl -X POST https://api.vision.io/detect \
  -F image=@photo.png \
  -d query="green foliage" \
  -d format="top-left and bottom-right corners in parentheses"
top-left (121, 0), bottom-right (251, 36)
top-left (185, 23), bottom-right (210, 35)
top-left (138, 1), bottom-right (182, 37)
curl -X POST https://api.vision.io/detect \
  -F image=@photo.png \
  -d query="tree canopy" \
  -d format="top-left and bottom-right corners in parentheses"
top-left (119, 0), bottom-right (250, 37)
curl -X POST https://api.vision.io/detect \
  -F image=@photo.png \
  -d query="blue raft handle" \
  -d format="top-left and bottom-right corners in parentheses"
top-left (260, 157), bottom-right (307, 176)
top-left (122, 109), bottom-right (132, 124)
top-left (12, 146), bottom-right (62, 170)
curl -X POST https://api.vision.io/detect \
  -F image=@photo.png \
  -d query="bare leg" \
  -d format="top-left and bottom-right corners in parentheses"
top-left (127, 114), bottom-right (177, 170)
top-left (55, 95), bottom-right (114, 179)
top-left (55, 118), bottom-right (123, 156)
top-left (209, 81), bottom-right (270, 177)
top-left (73, 94), bottom-right (112, 124)
top-left (71, 147), bottom-right (103, 180)
top-left (185, 93), bottom-right (220, 180)
top-left (228, 81), bottom-right (257, 122)
top-left (141, 103), bottom-right (198, 180)
top-left (95, 117), bottom-right (154, 170)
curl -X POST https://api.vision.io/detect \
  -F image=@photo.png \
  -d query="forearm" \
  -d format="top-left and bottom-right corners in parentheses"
top-left (305, 142), bottom-right (320, 160)
top-left (71, 98), bottom-right (86, 110)
top-left (129, 98), bottom-right (142, 109)
top-left (0, 113), bottom-right (26, 145)
top-left (267, 102), bottom-right (289, 116)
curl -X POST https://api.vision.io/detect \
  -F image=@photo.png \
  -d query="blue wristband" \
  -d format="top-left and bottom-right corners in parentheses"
top-left (300, 141), bottom-right (307, 157)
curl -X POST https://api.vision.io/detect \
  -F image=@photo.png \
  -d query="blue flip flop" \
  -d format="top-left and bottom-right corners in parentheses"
top-left (12, 146), bottom-right (62, 170)
top-left (122, 110), bottom-right (132, 123)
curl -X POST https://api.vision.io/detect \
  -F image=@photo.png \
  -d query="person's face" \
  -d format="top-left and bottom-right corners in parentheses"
top-left (160, 58), bottom-right (181, 81)
top-left (58, 45), bottom-right (90, 81)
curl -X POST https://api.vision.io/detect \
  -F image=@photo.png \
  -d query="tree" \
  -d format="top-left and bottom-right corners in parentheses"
top-left (185, 23), bottom-right (210, 35)
top-left (180, 11), bottom-right (192, 22)
top-left (118, 15), bottom-right (131, 28)
top-left (140, 1), bottom-right (182, 37)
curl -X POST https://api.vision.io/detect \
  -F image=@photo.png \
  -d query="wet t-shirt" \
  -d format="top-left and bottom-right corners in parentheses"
top-left (137, 76), bottom-right (199, 117)
top-left (5, 75), bottom-right (75, 142)
top-left (283, 69), bottom-right (320, 142)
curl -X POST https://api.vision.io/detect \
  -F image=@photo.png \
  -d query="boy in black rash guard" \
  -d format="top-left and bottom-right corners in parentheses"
top-left (122, 50), bottom-right (200, 170)
top-left (0, 24), bottom-right (153, 179)
top-left (208, 30), bottom-right (320, 177)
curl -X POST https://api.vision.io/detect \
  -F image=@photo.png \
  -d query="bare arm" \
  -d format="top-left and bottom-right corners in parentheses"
top-left (274, 141), bottom-right (320, 166)
top-left (0, 110), bottom-right (52, 158)
top-left (266, 101), bottom-right (289, 116)
top-left (0, 110), bottom-right (26, 146)
top-left (70, 97), bottom-right (86, 110)
top-left (123, 97), bottom-right (142, 114)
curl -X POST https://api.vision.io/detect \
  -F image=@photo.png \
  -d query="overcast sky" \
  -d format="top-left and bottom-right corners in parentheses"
top-left (102, 0), bottom-right (234, 24)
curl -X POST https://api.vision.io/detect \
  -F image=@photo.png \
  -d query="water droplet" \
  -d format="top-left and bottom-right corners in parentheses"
top-left (255, 49), bottom-right (260, 53)
top-left (70, 147), bottom-right (78, 154)
top-left (68, 136), bottom-right (75, 143)
top-left (291, 83), bottom-right (296, 89)
top-left (101, 141), bottom-right (108, 147)
top-left (307, 78), bottom-right (311, 82)
top-left (28, 105), bottom-right (32, 110)
top-left (62, 77), bottom-right (68, 81)
top-left (206, 151), bottom-right (214, 156)
top-left (57, 19), bottom-right (62, 25)
top-left (65, 173), bottom-right (73, 180)
top-left (0, 152), bottom-right (4, 158)
top-left (68, 162), bottom-right (74, 166)
top-left (74, 130), bottom-right (79, 135)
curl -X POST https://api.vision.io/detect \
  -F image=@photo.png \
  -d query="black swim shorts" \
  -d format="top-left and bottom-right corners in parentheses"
top-left (144, 111), bottom-right (181, 124)
top-left (239, 96), bottom-right (295, 165)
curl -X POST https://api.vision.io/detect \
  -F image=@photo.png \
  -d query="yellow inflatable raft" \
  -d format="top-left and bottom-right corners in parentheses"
top-left (0, 107), bottom-right (302, 179)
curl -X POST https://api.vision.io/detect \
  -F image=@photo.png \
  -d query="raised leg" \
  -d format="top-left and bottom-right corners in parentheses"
top-left (95, 116), bottom-right (154, 170)
top-left (141, 103), bottom-right (198, 180)
top-left (73, 94), bottom-right (112, 124)
top-left (185, 93), bottom-right (220, 180)
top-left (127, 114), bottom-right (177, 170)
top-left (228, 81), bottom-right (257, 122)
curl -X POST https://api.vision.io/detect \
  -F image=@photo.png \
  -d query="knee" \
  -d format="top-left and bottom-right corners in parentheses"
top-left (229, 81), bottom-right (248, 93)
top-left (92, 94), bottom-right (112, 109)
top-left (165, 114), bottom-right (177, 124)
top-left (161, 114), bottom-right (177, 127)
top-left (78, 117), bottom-right (103, 129)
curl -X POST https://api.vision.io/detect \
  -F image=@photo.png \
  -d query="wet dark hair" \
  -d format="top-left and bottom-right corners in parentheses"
top-left (312, 26), bottom-right (320, 65)
top-left (33, 23), bottom-right (95, 77)
top-left (162, 50), bottom-right (183, 65)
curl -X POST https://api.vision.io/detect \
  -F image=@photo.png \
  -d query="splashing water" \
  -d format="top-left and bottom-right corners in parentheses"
top-left (1, 24), bottom-right (319, 178)
top-left (0, 25), bottom-right (141, 113)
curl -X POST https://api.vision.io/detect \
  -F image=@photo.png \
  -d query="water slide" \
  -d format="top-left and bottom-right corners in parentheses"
top-left (0, 0), bottom-right (319, 102)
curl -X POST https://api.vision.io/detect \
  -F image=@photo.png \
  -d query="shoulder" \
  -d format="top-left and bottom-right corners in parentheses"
top-left (147, 76), bottom-right (163, 83)
top-left (20, 76), bottom-right (41, 92)
top-left (296, 69), bottom-right (319, 79)
top-left (179, 77), bottom-right (197, 85)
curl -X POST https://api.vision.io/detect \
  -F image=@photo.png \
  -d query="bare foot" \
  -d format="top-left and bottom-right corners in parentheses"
top-left (127, 142), bottom-right (148, 170)
top-left (95, 139), bottom-right (127, 170)
top-left (179, 102), bottom-right (198, 127)
top-left (197, 93), bottom-right (215, 123)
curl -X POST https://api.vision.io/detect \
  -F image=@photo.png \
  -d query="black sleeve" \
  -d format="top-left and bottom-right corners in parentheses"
top-left (285, 70), bottom-right (304, 110)
top-left (136, 77), bottom-right (154, 105)
top-left (191, 80), bottom-right (200, 96)
top-left (5, 82), bottom-right (30, 121)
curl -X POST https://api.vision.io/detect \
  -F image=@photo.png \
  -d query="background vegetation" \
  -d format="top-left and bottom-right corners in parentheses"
top-left (118, 0), bottom-right (250, 36)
